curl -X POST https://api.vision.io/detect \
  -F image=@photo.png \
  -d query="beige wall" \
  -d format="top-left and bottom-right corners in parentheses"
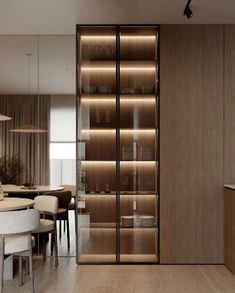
top-left (160, 25), bottom-right (225, 263)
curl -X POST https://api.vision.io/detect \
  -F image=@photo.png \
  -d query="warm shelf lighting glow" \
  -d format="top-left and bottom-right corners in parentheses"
top-left (81, 96), bottom-right (156, 104)
top-left (121, 35), bottom-right (156, 40)
top-left (81, 129), bottom-right (116, 135)
top-left (120, 129), bottom-right (155, 134)
top-left (81, 66), bottom-right (155, 72)
top-left (81, 161), bottom-right (116, 165)
top-left (80, 129), bottom-right (155, 135)
top-left (81, 64), bottom-right (155, 72)
top-left (120, 161), bottom-right (156, 165)
top-left (81, 98), bottom-right (116, 104)
top-left (121, 98), bottom-right (156, 104)
top-left (80, 160), bottom-right (156, 166)
top-left (121, 66), bottom-right (155, 72)
top-left (81, 66), bottom-right (116, 72)
top-left (80, 35), bottom-right (156, 40)
top-left (81, 35), bottom-right (116, 40)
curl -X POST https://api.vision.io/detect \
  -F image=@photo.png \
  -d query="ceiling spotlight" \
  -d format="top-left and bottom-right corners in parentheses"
top-left (184, 0), bottom-right (193, 19)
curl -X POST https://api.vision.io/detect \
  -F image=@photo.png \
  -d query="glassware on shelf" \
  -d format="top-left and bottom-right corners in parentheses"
top-left (82, 85), bottom-right (96, 94)
top-left (139, 147), bottom-right (153, 160)
top-left (95, 183), bottom-right (100, 193)
top-left (122, 146), bottom-right (133, 160)
top-left (95, 109), bottom-right (100, 124)
top-left (105, 184), bottom-right (110, 193)
top-left (105, 109), bottom-right (111, 124)
top-left (97, 85), bottom-right (112, 94)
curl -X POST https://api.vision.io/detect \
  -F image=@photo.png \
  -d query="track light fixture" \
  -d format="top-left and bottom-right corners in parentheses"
top-left (184, 0), bottom-right (193, 19)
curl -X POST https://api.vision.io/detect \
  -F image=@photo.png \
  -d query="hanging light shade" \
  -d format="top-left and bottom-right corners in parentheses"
top-left (10, 124), bottom-right (47, 133)
top-left (0, 114), bottom-right (12, 121)
top-left (10, 52), bottom-right (47, 134)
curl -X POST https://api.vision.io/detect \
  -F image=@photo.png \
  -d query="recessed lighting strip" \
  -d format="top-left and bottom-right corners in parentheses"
top-left (80, 35), bottom-right (156, 40)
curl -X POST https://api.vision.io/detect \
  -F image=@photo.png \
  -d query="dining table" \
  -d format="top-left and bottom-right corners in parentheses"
top-left (2, 185), bottom-right (64, 199)
top-left (0, 197), bottom-right (34, 211)
top-left (2, 185), bottom-right (64, 195)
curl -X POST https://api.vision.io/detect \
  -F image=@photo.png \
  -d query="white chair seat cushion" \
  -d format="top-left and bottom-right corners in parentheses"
top-left (33, 219), bottom-right (55, 233)
top-left (5, 235), bottom-right (35, 255)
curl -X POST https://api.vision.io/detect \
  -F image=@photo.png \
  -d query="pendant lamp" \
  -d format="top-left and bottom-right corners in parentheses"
top-left (10, 53), bottom-right (47, 134)
top-left (0, 114), bottom-right (12, 121)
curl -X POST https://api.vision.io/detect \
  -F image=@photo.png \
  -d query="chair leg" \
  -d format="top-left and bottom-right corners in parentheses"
top-left (66, 215), bottom-right (70, 251)
top-left (28, 235), bottom-right (35, 293)
top-left (0, 237), bottom-right (4, 293)
top-left (59, 220), bottom-right (61, 240)
top-left (50, 234), bottom-right (54, 256)
top-left (19, 256), bottom-right (23, 286)
top-left (64, 220), bottom-right (66, 232)
top-left (25, 256), bottom-right (29, 275)
top-left (42, 234), bottom-right (46, 261)
top-left (54, 228), bottom-right (58, 268)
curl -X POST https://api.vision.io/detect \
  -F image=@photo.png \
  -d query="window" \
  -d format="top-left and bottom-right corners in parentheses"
top-left (50, 95), bottom-right (76, 186)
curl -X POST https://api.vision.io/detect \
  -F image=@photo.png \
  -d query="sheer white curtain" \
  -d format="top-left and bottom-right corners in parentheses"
top-left (50, 95), bottom-right (76, 186)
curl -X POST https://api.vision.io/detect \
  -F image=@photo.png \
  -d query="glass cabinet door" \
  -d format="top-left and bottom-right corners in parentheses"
top-left (77, 27), bottom-right (117, 263)
top-left (119, 27), bottom-right (158, 263)
top-left (76, 25), bottom-right (159, 264)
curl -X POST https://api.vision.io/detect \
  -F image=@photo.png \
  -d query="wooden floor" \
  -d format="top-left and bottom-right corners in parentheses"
top-left (3, 212), bottom-right (235, 292)
top-left (3, 259), bottom-right (235, 293)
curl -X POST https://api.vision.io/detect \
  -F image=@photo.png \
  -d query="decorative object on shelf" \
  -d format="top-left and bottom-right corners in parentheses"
top-left (10, 53), bottom-right (47, 134)
top-left (121, 215), bottom-right (155, 228)
top-left (95, 109), bottom-right (100, 124)
top-left (0, 114), bottom-right (12, 121)
top-left (142, 85), bottom-right (154, 94)
top-left (82, 85), bottom-right (96, 94)
top-left (105, 184), bottom-right (110, 193)
top-left (95, 183), bottom-right (100, 193)
top-left (122, 146), bottom-right (134, 160)
top-left (139, 215), bottom-right (155, 228)
top-left (98, 85), bottom-right (112, 94)
top-left (121, 88), bottom-right (135, 94)
top-left (139, 147), bottom-right (153, 160)
top-left (105, 109), bottom-right (111, 124)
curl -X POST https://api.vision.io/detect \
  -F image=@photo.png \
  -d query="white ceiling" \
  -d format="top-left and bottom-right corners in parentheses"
top-left (0, 35), bottom-right (76, 95)
top-left (0, 0), bottom-right (235, 35)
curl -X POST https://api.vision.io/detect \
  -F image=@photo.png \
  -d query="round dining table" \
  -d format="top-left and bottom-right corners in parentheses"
top-left (0, 197), bottom-right (34, 211)
top-left (2, 185), bottom-right (64, 195)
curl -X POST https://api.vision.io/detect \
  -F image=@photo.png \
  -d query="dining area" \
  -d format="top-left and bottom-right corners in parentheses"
top-left (0, 37), bottom-right (77, 290)
top-left (0, 182), bottom-right (76, 293)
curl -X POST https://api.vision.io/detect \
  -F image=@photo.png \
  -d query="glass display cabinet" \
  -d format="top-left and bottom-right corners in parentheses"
top-left (76, 25), bottom-right (159, 263)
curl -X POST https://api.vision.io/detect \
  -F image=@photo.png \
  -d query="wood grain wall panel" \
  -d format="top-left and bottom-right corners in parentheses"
top-left (224, 25), bottom-right (235, 184)
top-left (160, 25), bottom-right (224, 263)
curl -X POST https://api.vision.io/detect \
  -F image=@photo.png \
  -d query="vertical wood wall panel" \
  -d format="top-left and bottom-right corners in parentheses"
top-left (160, 25), bottom-right (224, 263)
top-left (224, 25), bottom-right (235, 184)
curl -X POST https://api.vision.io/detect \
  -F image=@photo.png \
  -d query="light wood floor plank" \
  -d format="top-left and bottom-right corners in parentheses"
top-left (3, 259), bottom-right (235, 293)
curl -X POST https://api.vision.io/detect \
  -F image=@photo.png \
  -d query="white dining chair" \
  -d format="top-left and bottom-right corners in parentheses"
top-left (0, 209), bottom-right (40, 293)
top-left (33, 196), bottom-right (59, 267)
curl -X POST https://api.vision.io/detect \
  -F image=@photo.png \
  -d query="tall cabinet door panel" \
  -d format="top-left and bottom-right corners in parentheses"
top-left (76, 25), bottom-right (159, 264)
